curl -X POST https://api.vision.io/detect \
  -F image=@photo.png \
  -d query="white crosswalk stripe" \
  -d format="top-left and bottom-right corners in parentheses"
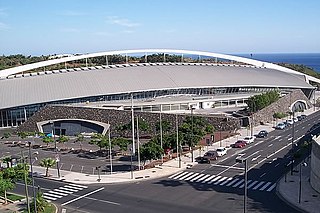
top-left (208, 176), bottom-right (222, 184)
top-left (266, 183), bottom-right (277, 192)
top-left (178, 172), bottom-right (195, 180)
top-left (195, 174), bottom-right (211, 182)
top-left (226, 178), bottom-right (239, 187)
top-left (252, 181), bottom-right (265, 190)
top-left (43, 184), bottom-right (87, 201)
top-left (247, 180), bottom-right (259, 189)
top-left (259, 182), bottom-right (272, 191)
top-left (201, 175), bottom-right (216, 183)
top-left (184, 173), bottom-right (200, 181)
top-left (232, 179), bottom-right (245, 188)
top-left (167, 172), bottom-right (276, 192)
top-left (190, 173), bottom-right (206, 182)
top-left (239, 180), bottom-right (252, 189)
top-left (219, 177), bottom-right (232, 186)
top-left (213, 177), bottom-right (227, 185)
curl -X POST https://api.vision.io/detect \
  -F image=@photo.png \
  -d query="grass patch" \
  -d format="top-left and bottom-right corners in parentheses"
top-left (0, 193), bottom-right (24, 201)
top-left (43, 203), bottom-right (55, 213)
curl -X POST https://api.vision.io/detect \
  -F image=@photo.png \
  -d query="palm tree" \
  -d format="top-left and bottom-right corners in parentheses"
top-left (0, 171), bottom-right (15, 204)
top-left (39, 158), bottom-right (56, 177)
top-left (30, 188), bottom-right (48, 212)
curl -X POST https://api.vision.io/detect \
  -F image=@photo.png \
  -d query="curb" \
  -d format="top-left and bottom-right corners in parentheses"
top-left (276, 174), bottom-right (309, 213)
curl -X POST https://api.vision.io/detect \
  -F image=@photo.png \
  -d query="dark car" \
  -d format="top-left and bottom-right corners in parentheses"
top-left (202, 151), bottom-right (218, 163)
top-left (300, 114), bottom-right (307, 119)
top-left (233, 140), bottom-right (247, 148)
top-left (257, 130), bottom-right (268, 138)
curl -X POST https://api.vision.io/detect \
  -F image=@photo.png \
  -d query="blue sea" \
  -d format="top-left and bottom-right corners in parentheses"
top-left (234, 53), bottom-right (320, 73)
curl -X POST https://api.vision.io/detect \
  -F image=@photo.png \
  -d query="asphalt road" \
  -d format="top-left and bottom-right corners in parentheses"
top-left (12, 111), bottom-right (320, 213)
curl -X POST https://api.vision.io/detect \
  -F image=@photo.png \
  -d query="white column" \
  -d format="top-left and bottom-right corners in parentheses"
top-left (136, 117), bottom-right (140, 170)
top-left (131, 94), bottom-right (135, 154)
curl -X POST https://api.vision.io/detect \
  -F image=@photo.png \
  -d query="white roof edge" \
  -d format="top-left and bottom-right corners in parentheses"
top-left (0, 49), bottom-right (319, 84)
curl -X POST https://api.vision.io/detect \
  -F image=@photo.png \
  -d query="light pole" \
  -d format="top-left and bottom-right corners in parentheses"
top-left (291, 110), bottom-right (295, 175)
top-left (136, 117), bottom-right (141, 170)
top-left (236, 156), bottom-right (248, 213)
top-left (299, 162), bottom-right (308, 203)
top-left (96, 166), bottom-right (101, 182)
top-left (51, 121), bottom-right (60, 178)
top-left (219, 124), bottom-right (222, 147)
top-left (108, 122), bottom-right (113, 174)
top-left (191, 106), bottom-right (195, 162)
top-left (176, 114), bottom-right (181, 168)
top-left (159, 106), bottom-right (163, 164)
top-left (28, 140), bottom-right (37, 213)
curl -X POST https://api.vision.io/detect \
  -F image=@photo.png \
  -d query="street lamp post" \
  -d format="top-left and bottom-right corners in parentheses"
top-left (299, 162), bottom-right (308, 203)
top-left (159, 106), bottom-right (163, 164)
top-left (176, 114), bottom-right (181, 168)
top-left (219, 124), bottom-right (222, 147)
top-left (51, 122), bottom-right (60, 178)
top-left (108, 122), bottom-right (113, 174)
top-left (236, 156), bottom-right (248, 213)
top-left (191, 106), bottom-right (195, 162)
top-left (28, 140), bottom-right (37, 213)
top-left (291, 111), bottom-right (295, 175)
top-left (136, 117), bottom-right (141, 170)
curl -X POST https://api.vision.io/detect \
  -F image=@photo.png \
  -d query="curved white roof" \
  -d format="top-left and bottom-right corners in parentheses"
top-left (1, 49), bottom-right (319, 84)
top-left (0, 63), bottom-right (313, 110)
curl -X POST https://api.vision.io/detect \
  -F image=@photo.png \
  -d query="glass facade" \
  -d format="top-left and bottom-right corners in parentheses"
top-left (0, 86), bottom-right (307, 128)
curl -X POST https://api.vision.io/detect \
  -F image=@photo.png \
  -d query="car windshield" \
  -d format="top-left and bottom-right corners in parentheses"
top-left (217, 148), bottom-right (224, 152)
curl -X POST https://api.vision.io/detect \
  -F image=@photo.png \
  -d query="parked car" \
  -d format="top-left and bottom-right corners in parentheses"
top-left (297, 116), bottom-right (302, 121)
top-left (300, 114), bottom-right (307, 119)
top-left (293, 117), bottom-right (298, 122)
top-left (233, 140), bottom-right (247, 148)
top-left (276, 123), bottom-right (286, 130)
top-left (257, 130), bottom-right (268, 138)
top-left (286, 119), bottom-right (294, 125)
top-left (216, 147), bottom-right (227, 157)
top-left (202, 151), bottom-right (218, 163)
top-left (243, 136), bottom-right (255, 144)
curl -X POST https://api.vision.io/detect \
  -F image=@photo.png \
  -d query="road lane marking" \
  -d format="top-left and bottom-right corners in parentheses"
top-left (48, 190), bottom-right (68, 196)
top-left (247, 181), bottom-right (258, 189)
top-left (216, 163), bottom-right (239, 176)
top-left (68, 183), bottom-right (88, 188)
top-left (279, 139), bottom-right (282, 141)
top-left (210, 164), bottom-right (244, 170)
top-left (195, 174), bottom-right (211, 182)
top-left (54, 189), bottom-right (73, 194)
top-left (201, 175), bottom-right (216, 183)
top-left (232, 179), bottom-right (244, 188)
top-left (260, 173), bottom-right (266, 178)
top-left (61, 187), bottom-right (105, 206)
top-left (178, 172), bottom-right (195, 180)
top-left (252, 181), bottom-right (265, 190)
top-left (266, 183), bottom-right (277, 191)
top-left (259, 182), bottom-right (272, 191)
top-left (244, 151), bottom-right (260, 159)
top-left (275, 163), bottom-right (280, 167)
top-left (219, 177), bottom-right (233, 186)
top-left (239, 180), bottom-right (252, 188)
top-left (288, 137), bottom-right (292, 141)
top-left (59, 187), bottom-right (78, 192)
top-left (184, 173), bottom-right (200, 181)
top-left (43, 192), bottom-right (62, 198)
top-left (43, 195), bottom-right (57, 201)
top-left (63, 185), bottom-right (84, 190)
top-left (208, 176), bottom-right (222, 184)
top-left (226, 178), bottom-right (239, 186)
top-left (252, 155), bottom-right (261, 161)
top-left (190, 173), bottom-right (206, 182)
top-left (268, 144), bottom-right (273, 147)
top-left (168, 171), bottom-right (187, 179)
top-left (213, 177), bottom-right (227, 185)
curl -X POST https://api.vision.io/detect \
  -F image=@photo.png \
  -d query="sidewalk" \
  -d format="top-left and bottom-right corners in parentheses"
top-left (277, 158), bottom-right (320, 213)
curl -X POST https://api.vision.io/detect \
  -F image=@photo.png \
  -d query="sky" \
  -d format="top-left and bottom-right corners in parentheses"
top-left (0, 0), bottom-right (320, 55)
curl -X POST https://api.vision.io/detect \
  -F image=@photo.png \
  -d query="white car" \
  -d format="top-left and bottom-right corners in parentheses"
top-left (286, 119), bottom-right (294, 125)
top-left (216, 147), bottom-right (227, 157)
top-left (276, 123), bottom-right (286, 130)
top-left (293, 117), bottom-right (298, 123)
top-left (243, 136), bottom-right (255, 144)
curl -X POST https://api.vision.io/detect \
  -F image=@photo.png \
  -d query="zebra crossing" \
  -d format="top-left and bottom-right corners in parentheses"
top-left (43, 183), bottom-right (88, 201)
top-left (168, 172), bottom-right (276, 192)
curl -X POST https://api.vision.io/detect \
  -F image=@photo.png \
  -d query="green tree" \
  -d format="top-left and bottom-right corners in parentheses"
top-left (57, 135), bottom-right (69, 149)
top-left (39, 158), bottom-right (56, 177)
top-left (140, 141), bottom-right (163, 165)
top-left (156, 120), bottom-right (172, 133)
top-left (2, 156), bottom-right (11, 168)
top-left (30, 188), bottom-right (48, 213)
top-left (0, 171), bottom-right (15, 204)
top-left (42, 136), bottom-right (54, 147)
top-left (112, 137), bottom-right (130, 154)
top-left (1, 132), bottom-right (11, 139)
top-left (75, 134), bottom-right (85, 150)
top-left (90, 133), bottom-right (110, 151)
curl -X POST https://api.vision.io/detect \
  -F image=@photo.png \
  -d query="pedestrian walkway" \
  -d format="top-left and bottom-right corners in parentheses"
top-left (277, 158), bottom-right (320, 213)
top-left (43, 183), bottom-right (88, 201)
top-left (168, 171), bottom-right (276, 192)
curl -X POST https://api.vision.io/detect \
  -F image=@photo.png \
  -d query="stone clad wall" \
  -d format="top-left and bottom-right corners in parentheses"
top-left (17, 105), bottom-right (241, 136)
top-left (253, 89), bottom-right (313, 126)
top-left (311, 138), bottom-right (320, 193)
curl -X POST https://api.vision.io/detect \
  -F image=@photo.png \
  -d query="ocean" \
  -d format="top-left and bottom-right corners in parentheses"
top-left (234, 53), bottom-right (320, 73)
